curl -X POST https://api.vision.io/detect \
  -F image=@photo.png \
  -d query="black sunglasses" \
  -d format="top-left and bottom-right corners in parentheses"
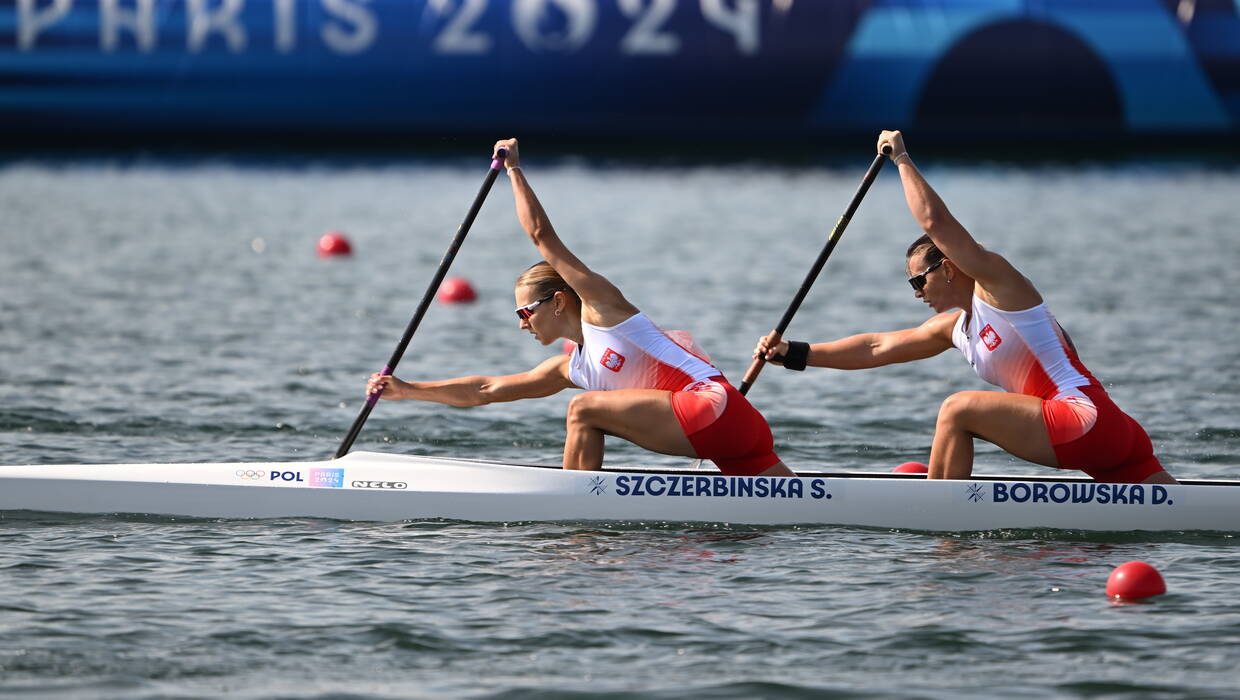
top-left (908, 259), bottom-right (946, 291)
top-left (515, 292), bottom-right (557, 320)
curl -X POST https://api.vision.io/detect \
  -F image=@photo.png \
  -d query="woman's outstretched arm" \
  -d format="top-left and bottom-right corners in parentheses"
top-left (366, 355), bottom-right (574, 407)
top-left (755, 312), bottom-right (959, 369)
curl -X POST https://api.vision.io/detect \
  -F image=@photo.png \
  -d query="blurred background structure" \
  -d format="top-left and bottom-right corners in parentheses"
top-left (3, 0), bottom-right (1238, 147)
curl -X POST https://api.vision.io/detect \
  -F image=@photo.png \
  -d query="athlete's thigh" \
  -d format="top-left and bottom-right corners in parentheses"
top-left (943, 391), bottom-right (1059, 467)
top-left (571, 389), bottom-right (695, 457)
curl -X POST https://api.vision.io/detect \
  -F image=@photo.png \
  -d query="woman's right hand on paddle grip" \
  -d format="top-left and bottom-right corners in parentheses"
top-left (494, 138), bottom-right (520, 170)
top-left (878, 130), bottom-right (907, 160)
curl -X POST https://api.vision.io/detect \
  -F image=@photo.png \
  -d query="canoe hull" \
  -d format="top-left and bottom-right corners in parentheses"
top-left (1, 452), bottom-right (1235, 531)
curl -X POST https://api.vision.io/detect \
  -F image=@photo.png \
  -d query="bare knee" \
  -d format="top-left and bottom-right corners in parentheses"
top-left (936, 392), bottom-right (980, 430)
top-left (566, 392), bottom-right (606, 430)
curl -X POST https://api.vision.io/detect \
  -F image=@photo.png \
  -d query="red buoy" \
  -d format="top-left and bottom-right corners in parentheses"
top-left (437, 277), bottom-right (477, 304)
top-left (317, 231), bottom-right (352, 257)
top-left (893, 461), bottom-right (929, 474)
top-left (1106, 561), bottom-right (1166, 600)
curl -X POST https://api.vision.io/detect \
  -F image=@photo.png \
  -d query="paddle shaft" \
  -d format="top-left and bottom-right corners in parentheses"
top-left (334, 149), bottom-right (507, 459)
top-left (737, 147), bottom-right (890, 395)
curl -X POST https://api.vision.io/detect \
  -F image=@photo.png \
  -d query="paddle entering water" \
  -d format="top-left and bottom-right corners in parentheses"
top-left (692, 146), bottom-right (891, 470)
top-left (334, 148), bottom-right (507, 459)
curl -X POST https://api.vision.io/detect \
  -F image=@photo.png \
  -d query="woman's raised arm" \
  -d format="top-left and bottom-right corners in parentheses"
top-left (494, 139), bottom-right (637, 326)
top-left (879, 130), bottom-right (1041, 310)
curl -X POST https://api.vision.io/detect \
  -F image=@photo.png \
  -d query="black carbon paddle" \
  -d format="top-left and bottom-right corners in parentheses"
top-left (738, 145), bottom-right (892, 395)
top-left (334, 148), bottom-right (507, 459)
top-left (689, 145), bottom-right (891, 471)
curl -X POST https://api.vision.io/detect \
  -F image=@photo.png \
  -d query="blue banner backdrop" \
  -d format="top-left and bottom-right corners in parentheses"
top-left (2, 0), bottom-right (1238, 138)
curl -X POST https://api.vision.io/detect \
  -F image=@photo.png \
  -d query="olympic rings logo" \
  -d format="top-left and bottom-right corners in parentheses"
top-left (235, 469), bottom-right (267, 480)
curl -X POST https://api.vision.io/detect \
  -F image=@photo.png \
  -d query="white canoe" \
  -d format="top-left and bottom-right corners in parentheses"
top-left (0, 451), bottom-right (1236, 532)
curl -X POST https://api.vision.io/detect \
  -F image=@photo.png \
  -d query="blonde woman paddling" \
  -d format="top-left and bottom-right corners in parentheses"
top-left (370, 139), bottom-right (794, 477)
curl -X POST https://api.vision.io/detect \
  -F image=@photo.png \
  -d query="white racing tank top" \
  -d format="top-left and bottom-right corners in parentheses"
top-left (951, 295), bottom-right (1101, 402)
top-left (568, 312), bottom-right (721, 392)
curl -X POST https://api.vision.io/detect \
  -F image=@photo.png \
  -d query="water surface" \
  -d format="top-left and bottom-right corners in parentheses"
top-left (1, 155), bottom-right (1238, 698)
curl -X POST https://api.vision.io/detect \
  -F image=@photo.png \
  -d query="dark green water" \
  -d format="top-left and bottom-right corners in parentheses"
top-left (1, 155), bottom-right (1239, 698)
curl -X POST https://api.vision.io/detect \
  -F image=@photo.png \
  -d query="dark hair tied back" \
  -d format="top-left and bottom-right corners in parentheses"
top-left (906, 234), bottom-right (945, 266)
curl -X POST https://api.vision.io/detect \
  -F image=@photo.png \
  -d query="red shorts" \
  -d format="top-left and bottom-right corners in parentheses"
top-left (1043, 385), bottom-right (1163, 483)
top-left (670, 377), bottom-right (782, 477)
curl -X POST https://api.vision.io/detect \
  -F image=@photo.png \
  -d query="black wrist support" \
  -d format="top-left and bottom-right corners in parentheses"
top-left (781, 340), bottom-right (809, 371)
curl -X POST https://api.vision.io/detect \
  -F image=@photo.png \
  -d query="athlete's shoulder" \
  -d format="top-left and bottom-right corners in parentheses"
top-left (581, 300), bottom-right (641, 328)
top-left (920, 310), bottom-right (964, 337)
top-left (973, 254), bottom-right (1043, 310)
top-left (533, 352), bottom-right (573, 380)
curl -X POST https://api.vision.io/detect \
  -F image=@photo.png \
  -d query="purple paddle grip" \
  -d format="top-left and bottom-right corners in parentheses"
top-left (491, 147), bottom-right (509, 170)
top-left (365, 364), bottom-right (395, 407)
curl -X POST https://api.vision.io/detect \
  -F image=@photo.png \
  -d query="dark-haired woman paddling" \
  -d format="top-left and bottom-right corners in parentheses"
top-left (755, 130), bottom-right (1176, 485)
top-left (369, 139), bottom-right (794, 477)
